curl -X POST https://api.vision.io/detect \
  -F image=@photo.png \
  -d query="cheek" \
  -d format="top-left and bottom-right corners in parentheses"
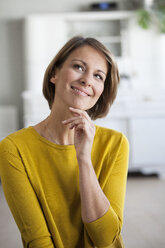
top-left (95, 84), bottom-right (104, 97)
top-left (63, 69), bottom-right (78, 81)
top-left (56, 69), bottom-right (73, 84)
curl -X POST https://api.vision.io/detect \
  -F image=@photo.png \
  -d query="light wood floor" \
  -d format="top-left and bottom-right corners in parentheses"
top-left (122, 176), bottom-right (165, 248)
top-left (0, 176), bottom-right (165, 248)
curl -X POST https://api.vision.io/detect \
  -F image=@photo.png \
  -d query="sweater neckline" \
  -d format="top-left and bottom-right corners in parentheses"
top-left (28, 126), bottom-right (75, 150)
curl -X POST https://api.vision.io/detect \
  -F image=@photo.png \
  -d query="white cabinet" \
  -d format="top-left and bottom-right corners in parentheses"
top-left (130, 117), bottom-right (165, 171)
top-left (65, 11), bottom-right (133, 57)
top-left (24, 16), bottom-right (68, 91)
top-left (95, 113), bottom-right (165, 177)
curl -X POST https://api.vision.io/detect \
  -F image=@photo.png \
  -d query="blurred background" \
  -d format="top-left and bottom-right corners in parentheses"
top-left (0, 0), bottom-right (165, 247)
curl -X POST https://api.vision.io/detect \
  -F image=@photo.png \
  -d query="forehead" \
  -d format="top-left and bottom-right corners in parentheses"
top-left (66, 45), bottom-right (108, 71)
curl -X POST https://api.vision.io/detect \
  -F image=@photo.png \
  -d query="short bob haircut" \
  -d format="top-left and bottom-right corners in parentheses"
top-left (43, 36), bottom-right (120, 120)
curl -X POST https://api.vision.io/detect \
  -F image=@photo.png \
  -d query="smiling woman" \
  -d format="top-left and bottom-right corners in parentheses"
top-left (48, 45), bottom-right (107, 113)
top-left (43, 36), bottom-right (119, 120)
top-left (0, 36), bottom-right (129, 248)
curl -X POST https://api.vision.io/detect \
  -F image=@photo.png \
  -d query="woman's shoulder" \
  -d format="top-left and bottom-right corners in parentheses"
top-left (95, 124), bottom-right (129, 147)
top-left (95, 124), bottom-right (125, 138)
top-left (0, 127), bottom-right (32, 154)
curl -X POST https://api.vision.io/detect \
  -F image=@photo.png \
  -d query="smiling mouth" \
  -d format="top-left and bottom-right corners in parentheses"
top-left (71, 86), bottom-right (90, 97)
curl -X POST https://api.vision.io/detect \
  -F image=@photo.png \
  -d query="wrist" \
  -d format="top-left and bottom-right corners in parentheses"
top-left (77, 156), bottom-right (92, 167)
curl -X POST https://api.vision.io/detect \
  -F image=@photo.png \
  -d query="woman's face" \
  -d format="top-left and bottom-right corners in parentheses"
top-left (50, 45), bottom-right (108, 111)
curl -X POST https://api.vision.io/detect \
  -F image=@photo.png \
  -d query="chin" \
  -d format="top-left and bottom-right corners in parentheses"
top-left (74, 103), bottom-right (94, 110)
top-left (66, 97), bottom-right (96, 111)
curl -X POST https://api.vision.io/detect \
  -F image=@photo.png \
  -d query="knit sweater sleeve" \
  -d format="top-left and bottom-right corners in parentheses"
top-left (84, 134), bottom-right (129, 247)
top-left (0, 138), bottom-right (55, 248)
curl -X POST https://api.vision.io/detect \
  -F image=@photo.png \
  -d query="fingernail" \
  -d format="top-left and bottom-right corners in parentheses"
top-left (62, 120), bottom-right (66, 123)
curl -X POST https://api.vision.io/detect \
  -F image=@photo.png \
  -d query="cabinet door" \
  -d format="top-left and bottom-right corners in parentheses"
top-left (130, 117), bottom-right (165, 167)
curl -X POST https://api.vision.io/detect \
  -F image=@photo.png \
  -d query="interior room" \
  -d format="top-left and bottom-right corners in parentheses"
top-left (0, 0), bottom-right (165, 247)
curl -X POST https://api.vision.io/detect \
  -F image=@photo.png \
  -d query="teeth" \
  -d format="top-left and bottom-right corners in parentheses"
top-left (72, 87), bottom-right (89, 96)
top-left (75, 88), bottom-right (83, 93)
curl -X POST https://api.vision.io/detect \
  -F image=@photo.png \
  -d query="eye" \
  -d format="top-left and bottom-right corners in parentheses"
top-left (73, 64), bottom-right (84, 72)
top-left (95, 73), bottom-right (103, 81)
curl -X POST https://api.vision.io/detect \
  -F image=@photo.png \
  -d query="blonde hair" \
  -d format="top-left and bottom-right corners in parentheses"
top-left (43, 36), bottom-right (120, 120)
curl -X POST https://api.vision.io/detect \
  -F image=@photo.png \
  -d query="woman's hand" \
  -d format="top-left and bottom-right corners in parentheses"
top-left (62, 107), bottom-right (96, 162)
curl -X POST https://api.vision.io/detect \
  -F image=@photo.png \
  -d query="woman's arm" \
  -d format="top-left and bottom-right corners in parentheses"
top-left (77, 156), bottom-right (110, 223)
top-left (63, 107), bottom-right (129, 247)
top-left (0, 139), bottom-right (55, 248)
top-left (83, 135), bottom-right (129, 247)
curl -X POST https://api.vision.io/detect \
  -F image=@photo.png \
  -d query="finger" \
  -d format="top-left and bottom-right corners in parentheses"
top-left (69, 118), bottom-right (86, 129)
top-left (69, 107), bottom-right (91, 121)
top-left (65, 113), bottom-right (95, 134)
top-left (74, 123), bottom-right (85, 131)
top-left (62, 116), bottom-right (82, 125)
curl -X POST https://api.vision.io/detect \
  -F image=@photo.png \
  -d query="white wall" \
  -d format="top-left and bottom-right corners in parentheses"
top-left (0, 0), bottom-right (125, 18)
top-left (0, 0), bottom-right (81, 18)
top-left (0, 19), bottom-right (24, 127)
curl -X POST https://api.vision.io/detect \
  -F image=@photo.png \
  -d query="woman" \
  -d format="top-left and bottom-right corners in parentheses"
top-left (0, 36), bottom-right (129, 248)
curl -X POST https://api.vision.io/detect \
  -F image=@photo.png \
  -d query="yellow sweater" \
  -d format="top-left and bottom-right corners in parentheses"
top-left (0, 125), bottom-right (129, 248)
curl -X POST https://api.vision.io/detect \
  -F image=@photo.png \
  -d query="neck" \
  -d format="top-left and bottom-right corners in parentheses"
top-left (38, 102), bottom-right (75, 145)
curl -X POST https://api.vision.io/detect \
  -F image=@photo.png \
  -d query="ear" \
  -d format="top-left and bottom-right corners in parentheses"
top-left (50, 76), bottom-right (56, 84)
top-left (50, 68), bottom-right (59, 84)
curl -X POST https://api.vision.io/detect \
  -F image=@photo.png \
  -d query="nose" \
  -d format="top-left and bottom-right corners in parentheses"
top-left (79, 72), bottom-right (93, 87)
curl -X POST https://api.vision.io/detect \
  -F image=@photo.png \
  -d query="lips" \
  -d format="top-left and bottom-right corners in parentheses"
top-left (71, 86), bottom-right (91, 97)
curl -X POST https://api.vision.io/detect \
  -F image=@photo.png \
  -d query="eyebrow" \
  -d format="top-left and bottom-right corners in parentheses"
top-left (71, 59), bottom-right (107, 76)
